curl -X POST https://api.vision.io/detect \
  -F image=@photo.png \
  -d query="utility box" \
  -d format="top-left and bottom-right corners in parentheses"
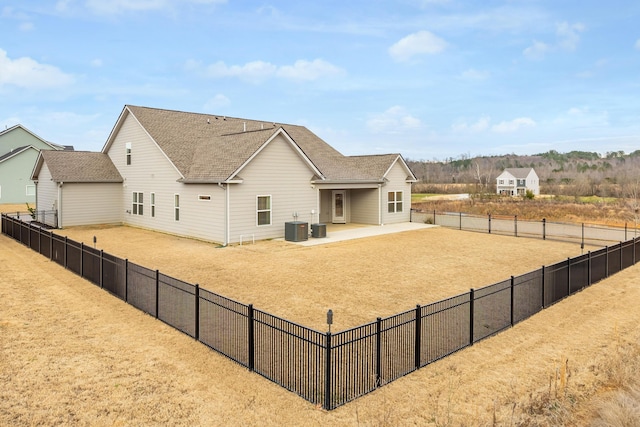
top-left (311, 223), bottom-right (326, 238)
top-left (285, 221), bottom-right (308, 242)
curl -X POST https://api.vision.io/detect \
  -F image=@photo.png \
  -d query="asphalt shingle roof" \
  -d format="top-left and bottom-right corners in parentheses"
top-left (125, 105), bottom-right (409, 183)
top-left (39, 151), bottom-right (123, 183)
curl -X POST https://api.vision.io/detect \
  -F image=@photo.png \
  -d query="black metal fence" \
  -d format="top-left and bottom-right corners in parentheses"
top-left (2, 213), bottom-right (638, 410)
top-left (412, 209), bottom-right (636, 247)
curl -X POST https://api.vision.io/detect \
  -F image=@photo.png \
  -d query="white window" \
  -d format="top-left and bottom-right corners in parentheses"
top-left (26, 185), bottom-right (35, 196)
top-left (151, 192), bottom-right (155, 218)
top-left (388, 191), bottom-right (403, 213)
top-left (509, 180), bottom-right (514, 185)
top-left (174, 194), bottom-right (180, 221)
top-left (499, 179), bottom-right (504, 185)
top-left (257, 195), bottom-right (271, 226)
top-left (132, 192), bottom-right (143, 215)
top-left (125, 142), bottom-right (132, 165)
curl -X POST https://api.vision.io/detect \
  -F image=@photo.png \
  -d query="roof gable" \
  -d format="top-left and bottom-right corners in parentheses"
top-left (0, 145), bottom-right (38, 163)
top-left (0, 124), bottom-right (67, 152)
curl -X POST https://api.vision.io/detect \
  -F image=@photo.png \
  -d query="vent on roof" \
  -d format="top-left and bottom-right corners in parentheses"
top-left (243, 122), bottom-right (246, 132)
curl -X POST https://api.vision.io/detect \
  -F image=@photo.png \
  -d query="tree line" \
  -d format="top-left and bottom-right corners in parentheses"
top-left (407, 150), bottom-right (640, 197)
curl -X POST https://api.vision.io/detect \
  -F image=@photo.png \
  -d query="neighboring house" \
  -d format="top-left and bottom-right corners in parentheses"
top-left (0, 124), bottom-right (71, 205)
top-left (31, 105), bottom-right (417, 244)
top-left (496, 168), bottom-right (540, 196)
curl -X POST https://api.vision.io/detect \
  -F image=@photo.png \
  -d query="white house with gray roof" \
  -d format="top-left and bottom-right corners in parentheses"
top-left (496, 168), bottom-right (539, 196)
top-left (31, 105), bottom-right (417, 244)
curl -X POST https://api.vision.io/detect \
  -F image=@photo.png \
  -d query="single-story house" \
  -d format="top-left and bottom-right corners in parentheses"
top-left (0, 124), bottom-right (71, 204)
top-left (31, 105), bottom-right (417, 244)
top-left (496, 168), bottom-right (540, 196)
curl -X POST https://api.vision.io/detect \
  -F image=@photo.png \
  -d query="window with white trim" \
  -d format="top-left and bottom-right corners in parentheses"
top-left (257, 195), bottom-right (271, 226)
top-left (132, 192), bottom-right (143, 215)
top-left (499, 179), bottom-right (504, 184)
top-left (388, 191), bottom-right (403, 213)
top-left (174, 194), bottom-right (180, 221)
top-left (26, 185), bottom-right (35, 196)
top-left (150, 192), bottom-right (155, 218)
top-left (126, 142), bottom-right (132, 165)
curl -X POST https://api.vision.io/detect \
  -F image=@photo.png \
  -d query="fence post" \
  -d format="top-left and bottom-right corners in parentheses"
top-left (248, 303), bottom-right (255, 371)
top-left (542, 218), bottom-right (546, 240)
top-left (581, 223), bottom-right (584, 251)
top-left (605, 246), bottom-right (609, 278)
top-left (414, 305), bottom-right (421, 369)
top-left (49, 230), bottom-right (53, 261)
top-left (541, 266), bottom-right (546, 309)
top-left (567, 258), bottom-right (571, 296)
top-left (469, 289), bottom-right (475, 345)
top-left (64, 236), bottom-right (68, 269)
top-left (376, 317), bottom-right (382, 386)
top-left (433, 210), bottom-right (436, 225)
top-left (125, 259), bottom-right (129, 303)
top-left (100, 249), bottom-right (104, 288)
top-left (588, 251), bottom-right (592, 286)
top-left (324, 332), bottom-right (332, 410)
top-left (510, 276), bottom-right (515, 326)
top-left (193, 284), bottom-right (200, 341)
top-left (155, 269), bottom-right (160, 319)
top-left (514, 215), bottom-right (518, 237)
top-left (80, 242), bottom-right (84, 278)
top-left (625, 223), bottom-right (628, 241)
top-left (459, 212), bottom-right (462, 230)
top-left (488, 213), bottom-right (491, 234)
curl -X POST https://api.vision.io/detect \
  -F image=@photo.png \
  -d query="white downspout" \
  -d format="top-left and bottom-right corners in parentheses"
top-left (57, 182), bottom-right (63, 228)
top-left (378, 184), bottom-right (382, 226)
top-left (218, 182), bottom-right (229, 246)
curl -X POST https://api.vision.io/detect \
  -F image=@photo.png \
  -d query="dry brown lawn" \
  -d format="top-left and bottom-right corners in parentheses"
top-left (1, 211), bottom-right (640, 425)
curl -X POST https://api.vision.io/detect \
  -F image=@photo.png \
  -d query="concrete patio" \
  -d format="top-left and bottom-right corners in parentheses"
top-left (281, 222), bottom-right (436, 246)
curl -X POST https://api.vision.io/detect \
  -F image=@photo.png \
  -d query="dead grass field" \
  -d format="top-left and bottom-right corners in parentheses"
top-left (2, 205), bottom-right (640, 425)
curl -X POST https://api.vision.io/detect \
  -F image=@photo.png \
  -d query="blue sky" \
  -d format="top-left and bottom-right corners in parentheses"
top-left (1, 1), bottom-right (639, 161)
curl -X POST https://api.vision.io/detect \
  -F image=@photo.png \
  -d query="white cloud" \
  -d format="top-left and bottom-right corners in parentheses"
top-left (523, 21), bottom-right (584, 60)
top-left (90, 58), bottom-right (103, 67)
top-left (460, 68), bottom-right (489, 80)
top-left (556, 21), bottom-right (585, 51)
top-left (491, 117), bottom-right (536, 133)
top-left (197, 59), bottom-right (344, 84)
top-left (85, 0), bottom-right (226, 15)
top-left (19, 22), bottom-right (34, 31)
top-left (205, 60), bottom-right (277, 83)
top-left (0, 49), bottom-right (74, 89)
top-left (203, 94), bottom-right (230, 110)
top-left (366, 106), bottom-right (422, 134)
top-left (523, 40), bottom-right (550, 60)
top-left (276, 59), bottom-right (345, 81)
top-left (389, 30), bottom-right (447, 62)
top-left (452, 116), bottom-right (490, 133)
top-left (635, 39), bottom-right (640, 50)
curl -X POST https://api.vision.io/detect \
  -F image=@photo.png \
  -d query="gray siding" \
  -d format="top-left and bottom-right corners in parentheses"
top-left (106, 114), bottom-right (227, 243)
top-left (350, 188), bottom-right (379, 224)
top-left (227, 134), bottom-right (317, 243)
top-left (60, 183), bottom-right (122, 227)
top-left (381, 161), bottom-right (412, 225)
